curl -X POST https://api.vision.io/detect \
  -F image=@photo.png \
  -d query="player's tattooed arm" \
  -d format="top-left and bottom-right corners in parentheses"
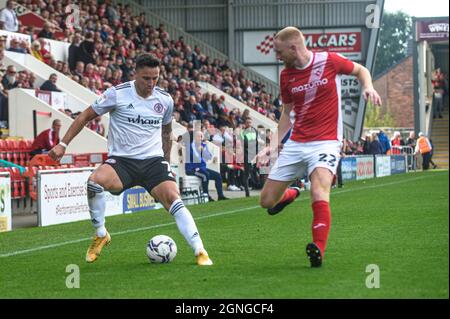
top-left (162, 122), bottom-right (173, 162)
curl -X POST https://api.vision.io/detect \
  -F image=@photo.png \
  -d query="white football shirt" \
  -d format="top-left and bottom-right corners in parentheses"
top-left (91, 81), bottom-right (174, 159)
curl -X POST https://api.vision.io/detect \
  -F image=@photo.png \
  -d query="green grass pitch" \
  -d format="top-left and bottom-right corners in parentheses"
top-left (0, 170), bottom-right (448, 298)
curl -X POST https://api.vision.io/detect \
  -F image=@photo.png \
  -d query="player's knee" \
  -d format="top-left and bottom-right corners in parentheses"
top-left (310, 185), bottom-right (329, 202)
top-left (87, 180), bottom-right (104, 198)
top-left (161, 190), bottom-right (181, 208)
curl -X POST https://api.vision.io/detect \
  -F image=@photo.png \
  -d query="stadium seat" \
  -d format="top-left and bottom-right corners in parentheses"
top-left (0, 139), bottom-right (6, 160)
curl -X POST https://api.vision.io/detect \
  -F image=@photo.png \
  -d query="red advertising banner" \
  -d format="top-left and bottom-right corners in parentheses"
top-left (356, 156), bottom-right (374, 180)
top-left (416, 18), bottom-right (449, 42)
top-left (35, 89), bottom-right (51, 105)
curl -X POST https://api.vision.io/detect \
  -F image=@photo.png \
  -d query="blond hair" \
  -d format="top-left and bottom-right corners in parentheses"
top-left (275, 26), bottom-right (305, 47)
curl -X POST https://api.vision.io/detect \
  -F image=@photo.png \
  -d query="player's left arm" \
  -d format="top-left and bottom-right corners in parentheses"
top-left (161, 96), bottom-right (175, 162)
top-left (162, 122), bottom-right (172, 162)
top-left (350, 62), bottom-right (382, 106)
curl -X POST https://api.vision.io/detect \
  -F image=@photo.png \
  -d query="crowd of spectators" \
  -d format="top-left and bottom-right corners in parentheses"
top-left (1, 0), bottom-right (283, 147)
top-left (5, 0), bottom-right (282, 126)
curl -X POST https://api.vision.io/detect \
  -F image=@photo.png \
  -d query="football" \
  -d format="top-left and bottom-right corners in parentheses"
top-left (146, 235), bottom-right (177, 263)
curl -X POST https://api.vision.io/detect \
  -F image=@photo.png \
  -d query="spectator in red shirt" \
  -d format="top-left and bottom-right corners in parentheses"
top-left (391, 131), bottom-right (405, 155)
top-left (30, 119), bottom-right (61, 158)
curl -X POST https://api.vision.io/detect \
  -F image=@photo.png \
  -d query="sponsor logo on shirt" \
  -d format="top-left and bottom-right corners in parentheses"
top-left (127, 115), bottom-right (161, 126)
top-left (291, 78), bottom-right (329, 94)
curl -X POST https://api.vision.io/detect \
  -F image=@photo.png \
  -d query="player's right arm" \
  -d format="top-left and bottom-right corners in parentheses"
top-left (49, 87), bottom-right (117, 162)
top-left (256, 103), bottom-right (293, 166)
top-left (48, 106), bottom-right (99, 162)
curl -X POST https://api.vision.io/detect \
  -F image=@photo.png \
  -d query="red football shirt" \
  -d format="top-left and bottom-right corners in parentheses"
top-left (30, 128), bottom-right (59, 152)
top-left (280, 51), bottom-right (354, 142)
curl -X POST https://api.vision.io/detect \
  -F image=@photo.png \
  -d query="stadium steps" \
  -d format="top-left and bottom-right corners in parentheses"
top-left (431, 106), bottom-right (449, 169)
top-left (112, 0), bottom-right (279, 98)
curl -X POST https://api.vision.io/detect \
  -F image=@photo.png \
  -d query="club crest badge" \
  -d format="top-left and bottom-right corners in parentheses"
top-left (154, 103), bottom-right (164, 113)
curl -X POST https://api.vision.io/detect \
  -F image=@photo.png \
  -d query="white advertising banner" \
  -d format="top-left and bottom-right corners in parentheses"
top-left (375, 155), bottom-right (392, 178)
top-left (39, 170), bottom-right (123, 227)
top-left (243, 28), bottom-right (362, 64)
top-left (51, 91), bottom-right (67, 109)
top-left (0, 174), bottom-right (12, 232)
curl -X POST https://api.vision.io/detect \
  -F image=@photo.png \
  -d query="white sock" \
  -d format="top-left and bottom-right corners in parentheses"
top-left (169, 199), bottom-right (204, 255)
top-left (87, 182), bottom-right (107, 237)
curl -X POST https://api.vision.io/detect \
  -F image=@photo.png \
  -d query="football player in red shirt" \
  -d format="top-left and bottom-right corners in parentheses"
top-left (258, 26), bottom-right (381, 267)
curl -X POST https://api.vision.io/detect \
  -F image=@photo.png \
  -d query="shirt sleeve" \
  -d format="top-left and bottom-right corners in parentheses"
top-left (280, 71), bottom-right (293, 105)
top-left (162, 96), bottom-right (174, 125)
top-left (0, 10), bottom-right (6, 22)
top-left (91, 87), bottom-right (117, 115)
top-left (330, 53), bottom-right (355, 75)
top-left (202, 143), bottom-right (213, 161)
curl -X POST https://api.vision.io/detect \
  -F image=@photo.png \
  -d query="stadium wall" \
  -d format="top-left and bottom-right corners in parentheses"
top-left (8, 89), bottom-right (108, 154)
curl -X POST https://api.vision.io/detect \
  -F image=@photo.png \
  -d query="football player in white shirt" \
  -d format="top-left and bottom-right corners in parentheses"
top-left (49, 54), bottom-right (213, 266)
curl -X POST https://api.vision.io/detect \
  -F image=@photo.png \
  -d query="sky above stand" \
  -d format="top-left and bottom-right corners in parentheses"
top-left (384, 0), bottom-right (449, 17)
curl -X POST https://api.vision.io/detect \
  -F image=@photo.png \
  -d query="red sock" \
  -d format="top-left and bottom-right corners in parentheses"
top-left (280, 188), bottom-right (298, 203)
top-left (312, 201), bottom-right (331, 255)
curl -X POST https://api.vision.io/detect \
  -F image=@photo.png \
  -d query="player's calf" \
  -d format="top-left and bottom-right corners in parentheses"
top-left (87, 180), bottom-right (107, 237)
top-left (267, 187), bottom-right (301, 215)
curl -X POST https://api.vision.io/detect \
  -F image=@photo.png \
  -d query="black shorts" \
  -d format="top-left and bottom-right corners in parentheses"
top-left (104, 156), bottom-right (176, 195)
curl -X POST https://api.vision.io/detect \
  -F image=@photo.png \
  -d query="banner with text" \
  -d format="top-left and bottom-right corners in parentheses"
top-left (0, 174), bottom-right (12, 232)
top-left (390, 155), bottom-right (407, 175)
top-left (122, 186), bottom-right (163, 213)
top-left (243, 28), bottom-right (362, 64)
top-left (356, 156), bottom-right (374, 180)
top-left (341, 156), bottom-right (357, 181)
top-left (39, 170), bottom-right (123, 226)
top-left (375, 155), bottom-right (391, 178)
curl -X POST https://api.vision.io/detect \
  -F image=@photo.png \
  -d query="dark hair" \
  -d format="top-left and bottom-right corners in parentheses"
top-left (135, 54), bottom-right (160, 70)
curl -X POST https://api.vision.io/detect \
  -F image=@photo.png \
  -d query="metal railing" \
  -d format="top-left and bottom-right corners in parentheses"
top-left (113, 0), bottom-right (280, 97)
top-left (392, 146), bottom-right (416, 171)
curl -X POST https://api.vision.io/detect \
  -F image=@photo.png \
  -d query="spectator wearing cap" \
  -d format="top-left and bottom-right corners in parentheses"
top-left (415, 132), bottom-right (433, 170)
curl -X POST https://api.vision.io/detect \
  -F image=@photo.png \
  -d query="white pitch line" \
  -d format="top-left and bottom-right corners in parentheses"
top-left (0, 206), bottom-right (259, 258)
top-left (0, 174), bottom-right (433, 258)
